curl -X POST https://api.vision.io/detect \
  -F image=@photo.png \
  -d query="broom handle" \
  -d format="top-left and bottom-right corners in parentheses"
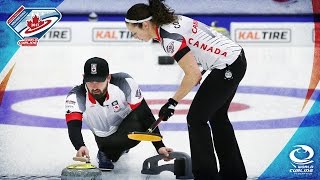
top-left (145, 72), bottom-right (206, 133)
top-left (147, 117), bottom-right (163, 133)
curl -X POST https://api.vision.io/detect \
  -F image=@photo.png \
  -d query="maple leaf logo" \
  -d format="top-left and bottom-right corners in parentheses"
top-left (27, 15), bottom-right (44, 29)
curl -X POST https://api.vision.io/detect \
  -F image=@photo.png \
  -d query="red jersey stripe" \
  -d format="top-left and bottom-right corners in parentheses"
top-left (66, 112), bottom-right (83, 122)
top-left (178, 37), bottom-right (188, 51)
top-left (129, 101), bottom-right (141, 110)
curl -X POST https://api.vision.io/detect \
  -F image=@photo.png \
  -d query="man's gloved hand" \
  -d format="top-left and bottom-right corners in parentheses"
top-left (159, 98), bottom-right (178, 121)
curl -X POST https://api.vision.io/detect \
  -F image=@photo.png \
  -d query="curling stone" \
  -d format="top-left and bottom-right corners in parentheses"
top-left (61, 158), bottom-right (102, 180)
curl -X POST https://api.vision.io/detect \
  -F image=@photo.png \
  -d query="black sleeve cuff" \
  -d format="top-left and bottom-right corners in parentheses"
top-left (173, 46), bottom-right (190, 62)
top-left (152, 140), bottom-right (165, 152)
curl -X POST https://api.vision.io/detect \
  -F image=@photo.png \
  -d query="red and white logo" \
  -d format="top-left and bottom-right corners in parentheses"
top-left (6, 6), bottom-right (61, 46)
top-left (111, 101), bottom-right (121, 112)
top-left (91, 64), bottom-right (97, 74)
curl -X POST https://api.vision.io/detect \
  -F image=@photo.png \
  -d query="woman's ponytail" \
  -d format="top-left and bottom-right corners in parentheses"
top-left (125, 0), bottom-right (177, 27)
top-left (148, 0), bottom-right (177, 26)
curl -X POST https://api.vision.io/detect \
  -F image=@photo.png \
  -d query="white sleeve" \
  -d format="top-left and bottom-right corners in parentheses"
top-left (125, 78), bottom-right (143, 105)
top-left (65, 93), bottom-right (82, 114)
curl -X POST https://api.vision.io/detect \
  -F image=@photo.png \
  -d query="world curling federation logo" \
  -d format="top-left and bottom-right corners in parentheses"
top-left (289, 145), bottom-right (314, 175)
top-left (6, 6), bottom-right (61, 46)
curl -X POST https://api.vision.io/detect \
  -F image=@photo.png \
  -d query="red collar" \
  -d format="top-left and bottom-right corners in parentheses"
top-left (106, 92), bottom-right (110, 100)
top-left (154, 25), bottom-right (161, 42)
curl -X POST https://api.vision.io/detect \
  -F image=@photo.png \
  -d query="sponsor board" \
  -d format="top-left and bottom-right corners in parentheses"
top-left (231, 22), bottom-right (314, 46)
top-left (93, 28), bottom-right (140, 42)
top-left (39, 22), bottom-right (151, 45)
top-left (41, 28), bottom-right (71, 42)
top-left (235, 28), bottom-right (291, 43)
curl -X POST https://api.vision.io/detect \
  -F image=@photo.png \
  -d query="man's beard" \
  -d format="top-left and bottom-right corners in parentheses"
top-left (91, 86), bottom-right (108, 100)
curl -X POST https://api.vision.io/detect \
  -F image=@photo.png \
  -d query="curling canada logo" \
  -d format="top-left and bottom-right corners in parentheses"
top-left (6, 6), bottom-right (61, 46)
top-left (289, 145), bottom-right (314, 175)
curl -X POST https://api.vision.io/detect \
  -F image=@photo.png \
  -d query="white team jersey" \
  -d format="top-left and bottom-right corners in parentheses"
top-left (65, 73), bottom-right (143, 137)
top-left (156, 15), bottom-right (242, 70)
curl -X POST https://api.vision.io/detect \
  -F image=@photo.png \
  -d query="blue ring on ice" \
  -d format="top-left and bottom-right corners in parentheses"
top-left (0, 85), bottom-right (319, 130)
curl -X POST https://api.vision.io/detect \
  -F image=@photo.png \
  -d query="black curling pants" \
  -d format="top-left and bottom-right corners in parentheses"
top-left (94, 99), bottom-right (164, 162)
top-left (187, 50), bottom-right (247, 180)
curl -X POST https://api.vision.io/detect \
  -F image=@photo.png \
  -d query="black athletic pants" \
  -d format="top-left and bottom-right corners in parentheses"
top-left (94, 99), bottom-right (164, 162)
top-left (187, 50), bottom-right (247, 180)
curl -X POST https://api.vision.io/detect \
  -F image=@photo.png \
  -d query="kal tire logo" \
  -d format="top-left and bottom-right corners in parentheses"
top-left (289, 145), bottom-right (314, 175)
top-left (6, 6), bottom-right (61, 46)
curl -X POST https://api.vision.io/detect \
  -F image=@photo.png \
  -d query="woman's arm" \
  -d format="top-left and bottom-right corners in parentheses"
top-left (172, 51), bottom-right (202, 102)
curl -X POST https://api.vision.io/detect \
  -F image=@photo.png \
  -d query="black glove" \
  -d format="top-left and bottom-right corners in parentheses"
top-left (159, 98), bottom-right (178, 121)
